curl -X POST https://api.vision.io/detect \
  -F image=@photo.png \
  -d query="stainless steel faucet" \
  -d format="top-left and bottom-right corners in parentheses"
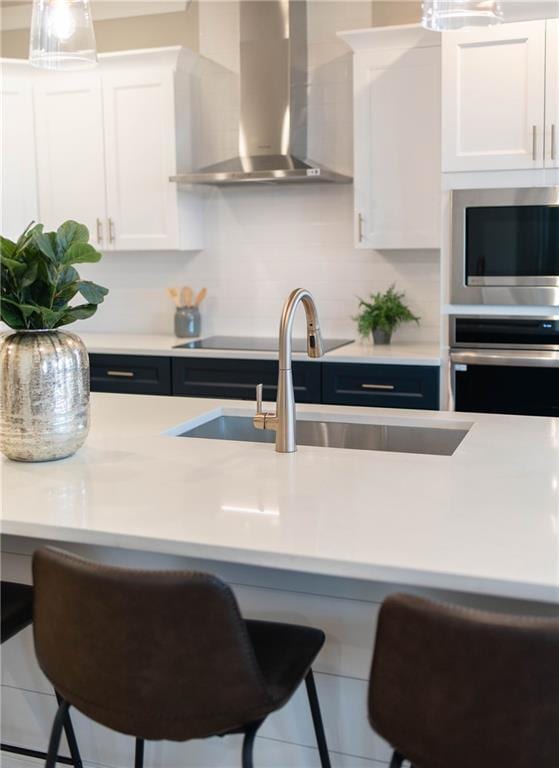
top-left (253, 288), bottom-right (324, 452)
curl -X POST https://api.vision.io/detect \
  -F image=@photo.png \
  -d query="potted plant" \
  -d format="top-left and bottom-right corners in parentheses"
top-left (354, 285), bottom-right (419, 345)
top-left (0, 221), bottom-right (108, 462)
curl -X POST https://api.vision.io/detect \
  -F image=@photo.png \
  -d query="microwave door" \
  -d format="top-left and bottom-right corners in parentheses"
top-left (450, 188), bottom-right (559, 306)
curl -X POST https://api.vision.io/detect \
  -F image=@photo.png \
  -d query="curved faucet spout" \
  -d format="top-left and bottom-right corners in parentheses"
top-left (279, 288), bottom-right (324, 370)
top-left (253, 288), bottom-right (324, 453)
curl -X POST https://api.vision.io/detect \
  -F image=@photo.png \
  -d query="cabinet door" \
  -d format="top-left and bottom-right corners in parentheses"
top-left (102, 69), bottom-right (180, 251)
top-left (442, 21), bottom-right (546, 172)
top-left (172, 358), bottom-right (322, 403)
top-left (545, 19), bottom-right (559, 169)
top-left (354, 44), bottom-right (441, 250)
top-left (322, 363), bottom-right (440, 410)
top-left (34, 73), bottom-right (107, 245)
top-left (1, 77), bottom-right (38, 242)
top-left (89, 354), bottom-right (172, 395)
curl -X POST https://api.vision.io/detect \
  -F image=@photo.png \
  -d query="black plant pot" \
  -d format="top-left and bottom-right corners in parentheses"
top-left (372, 328), bottom-right (392, 345)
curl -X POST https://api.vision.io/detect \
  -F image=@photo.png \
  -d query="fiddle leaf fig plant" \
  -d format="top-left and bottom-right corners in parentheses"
top-left (1, 220), bottom-right (108, 330)
top-left (354, 285), bottom-right (419, 337)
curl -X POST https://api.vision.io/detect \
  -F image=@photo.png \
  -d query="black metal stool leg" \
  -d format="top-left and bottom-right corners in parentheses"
top-left (134, 738), bottom-right (144, 768)
top-left (56, 692), bottom-right (83, 768)
top-left (241, 722), bottom-right (261, 768)
top-left (304, 670), bottom-right (332, 768)
top-left (45, 698), bottom-right (70, 768)
top-left (389, 751), bottom-right (405, 768)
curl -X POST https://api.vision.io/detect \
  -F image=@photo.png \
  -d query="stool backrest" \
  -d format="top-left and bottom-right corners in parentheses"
top-left (368, 593), bottom-right (559, 768)
top-left (32, 547), bottom-right (271, 741)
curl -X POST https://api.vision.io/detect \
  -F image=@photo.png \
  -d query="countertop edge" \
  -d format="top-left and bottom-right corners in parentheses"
top-left (2, 522), bottom-right (557, 605)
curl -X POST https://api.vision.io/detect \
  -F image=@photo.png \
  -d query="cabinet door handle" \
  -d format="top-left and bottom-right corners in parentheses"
top-left (552, 124), bottom-right (556, 161)
top-left (361, 383), bottom-right (395, 391)
top-left (532, 125), bottom-right (537, 161)
top-left (96, 218), bottom-right (103, 244)
top-left (106, 370), bottom-right (134, 378)
top-left (108, 218), bottom-right (116, 244)
top-left (357, 213), bottom-right (364, 243)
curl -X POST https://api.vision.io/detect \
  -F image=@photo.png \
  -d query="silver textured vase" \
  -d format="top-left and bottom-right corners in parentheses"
top-left (0, 330), bottom-right (90, 462)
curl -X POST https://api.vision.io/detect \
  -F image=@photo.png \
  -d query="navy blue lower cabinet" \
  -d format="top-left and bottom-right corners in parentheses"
top-left (172, 357), bottom-right (322, 403)
top-left (89, 354), bottom-right (172, 396)
top-left (322, 363), bottom-right (439, 410)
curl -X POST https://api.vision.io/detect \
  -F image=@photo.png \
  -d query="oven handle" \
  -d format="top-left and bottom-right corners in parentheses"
top-left (450, 350), bottom-right (559, 368)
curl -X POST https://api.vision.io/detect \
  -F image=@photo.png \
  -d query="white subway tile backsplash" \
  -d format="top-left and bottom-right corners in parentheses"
top-left (83, 185), bottom-right (440, 342)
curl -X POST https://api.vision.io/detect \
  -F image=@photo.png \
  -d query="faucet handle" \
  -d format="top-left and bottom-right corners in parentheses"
top-left (254, 383), bottom-right (266, 430)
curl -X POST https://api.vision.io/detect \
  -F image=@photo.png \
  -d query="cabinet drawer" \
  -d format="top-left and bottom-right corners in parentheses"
top-left (322, 363), bottom-right (439, 410)
top-left (172, 358), bottom-right (321, 403)
top-left (89, 354), bottom-right (172, 395)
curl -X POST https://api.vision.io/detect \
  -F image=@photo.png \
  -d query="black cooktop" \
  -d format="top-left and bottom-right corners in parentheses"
top-left (174, 336), bottom-right (352, 353)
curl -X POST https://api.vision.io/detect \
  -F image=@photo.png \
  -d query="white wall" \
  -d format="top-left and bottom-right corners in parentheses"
top-left (80, 0), bottom-right (441, 343)
top-left (83, 185), bottom-right (440, 342)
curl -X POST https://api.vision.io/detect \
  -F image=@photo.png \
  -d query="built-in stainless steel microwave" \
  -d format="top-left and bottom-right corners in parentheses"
top-left (450, 187), bottom-right (559, 306)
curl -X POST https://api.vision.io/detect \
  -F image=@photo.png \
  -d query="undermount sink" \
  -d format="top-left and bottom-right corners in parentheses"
top-left (177, 415), bottom-right (469, 456)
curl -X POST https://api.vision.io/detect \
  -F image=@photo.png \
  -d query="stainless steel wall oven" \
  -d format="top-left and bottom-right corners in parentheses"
top-left (450, 188), bottom-right (559, 306)
top-left (450, 316), bottom-right (559, 417)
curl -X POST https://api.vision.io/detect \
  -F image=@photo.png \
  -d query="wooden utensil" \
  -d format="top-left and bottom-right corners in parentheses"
top-left (195, 287), bottom-right (207, 306)
top-left (167, 287), bottom-right (180, 307)
top-left (181, 286), bottom-right (193, 308)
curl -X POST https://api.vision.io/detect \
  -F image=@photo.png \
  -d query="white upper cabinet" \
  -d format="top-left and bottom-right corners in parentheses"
top-left (1, 69), bottom-right (38, 242)
top-left (34, 73), bottom-right (108, 245)
top-left (341, 26), bottom-right (441, 250)
top-left (102, 67), bottom-right (187, 251)
top-left (442, 21), bottom-right (548, 172)
top-left (7, 47), bottom-right (203, 252)
top-left (546, 19), bottom-right (559, 169)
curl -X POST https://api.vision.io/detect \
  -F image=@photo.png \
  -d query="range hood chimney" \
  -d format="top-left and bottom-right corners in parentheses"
top-left (171, 0), bottom-right (351, 185)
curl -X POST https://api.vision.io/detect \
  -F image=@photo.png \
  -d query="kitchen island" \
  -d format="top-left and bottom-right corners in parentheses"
top-left (2, 393), bottom-right (558, 768)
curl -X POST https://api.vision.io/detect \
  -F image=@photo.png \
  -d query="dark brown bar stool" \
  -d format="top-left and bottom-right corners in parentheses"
top-left (368, 593), bottom-right (559, 768)
top-left (1, 581), bottom-right (83, 767)
top-left (32, 547), bottom-right (332, 768)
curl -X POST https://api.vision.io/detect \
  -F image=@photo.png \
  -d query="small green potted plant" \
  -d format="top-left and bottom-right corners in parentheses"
top-left (354, 285), bottom-right (419, 345)
top-left (0, 220), bottom-right (108, 462)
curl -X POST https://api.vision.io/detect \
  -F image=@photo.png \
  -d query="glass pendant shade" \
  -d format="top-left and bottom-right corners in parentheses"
top-left (29, 0), bottom-right (97, 71)
top-left (422, 1), bottom-right (504, 31)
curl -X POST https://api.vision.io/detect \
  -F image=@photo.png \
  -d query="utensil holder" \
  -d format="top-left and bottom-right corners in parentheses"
top-left (175, 306), bottom-right (201, 338)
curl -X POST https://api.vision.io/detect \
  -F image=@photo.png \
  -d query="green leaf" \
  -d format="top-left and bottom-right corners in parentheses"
top-left (0, 236), bottom-right (17, 260)
top-left (56, 220), bottom-right (89, 252)
top-left (0, 254), bottom-right (27, 276)
top-left (33, 231), bottom-right (57, 262)
top-left (78, 280), bottom-right (109, 304)
top-left (54, 282), bottom-right (80, 306)
top-left (1, 297), bottom-right (40, 320)
top-left (62, 242), bottom-right (102, 265)
top-left (15, 223), bottom-right (42, 256)
top-left (21, 260), bottom-right (39, 288)
top-left (53, 266), bottom-right (81, 305)
top-left (58, 265), bottom-right (79, 285)
top-left (56, 303), bottom-right (98, 327)
top-left (39, 307), bottom-right (65, 329)
top-left (0, 301), bottom-right (25, 329)
top-left (36, 258), bottom-right (58, 285)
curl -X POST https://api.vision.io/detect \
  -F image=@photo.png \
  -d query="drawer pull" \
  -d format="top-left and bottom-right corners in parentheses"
top-left (106, 370), bottom-right (135, 378)
top-left (361, 383), bottom-right (395, 391)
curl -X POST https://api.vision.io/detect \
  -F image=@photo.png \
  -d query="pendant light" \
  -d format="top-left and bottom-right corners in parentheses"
top-left (29, 0), bottom-right (97, 71)
top-left (422, 1), bottom-right (504, 31)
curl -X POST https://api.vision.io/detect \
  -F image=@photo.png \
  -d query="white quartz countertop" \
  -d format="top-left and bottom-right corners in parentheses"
top-left (78, 333), bottom-right (441, 366)
top-left (2, 393), bottom-right (558, 604)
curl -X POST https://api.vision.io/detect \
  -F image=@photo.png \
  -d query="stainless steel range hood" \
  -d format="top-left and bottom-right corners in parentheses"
top-left (171, 0), bottom-right (351, 185)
